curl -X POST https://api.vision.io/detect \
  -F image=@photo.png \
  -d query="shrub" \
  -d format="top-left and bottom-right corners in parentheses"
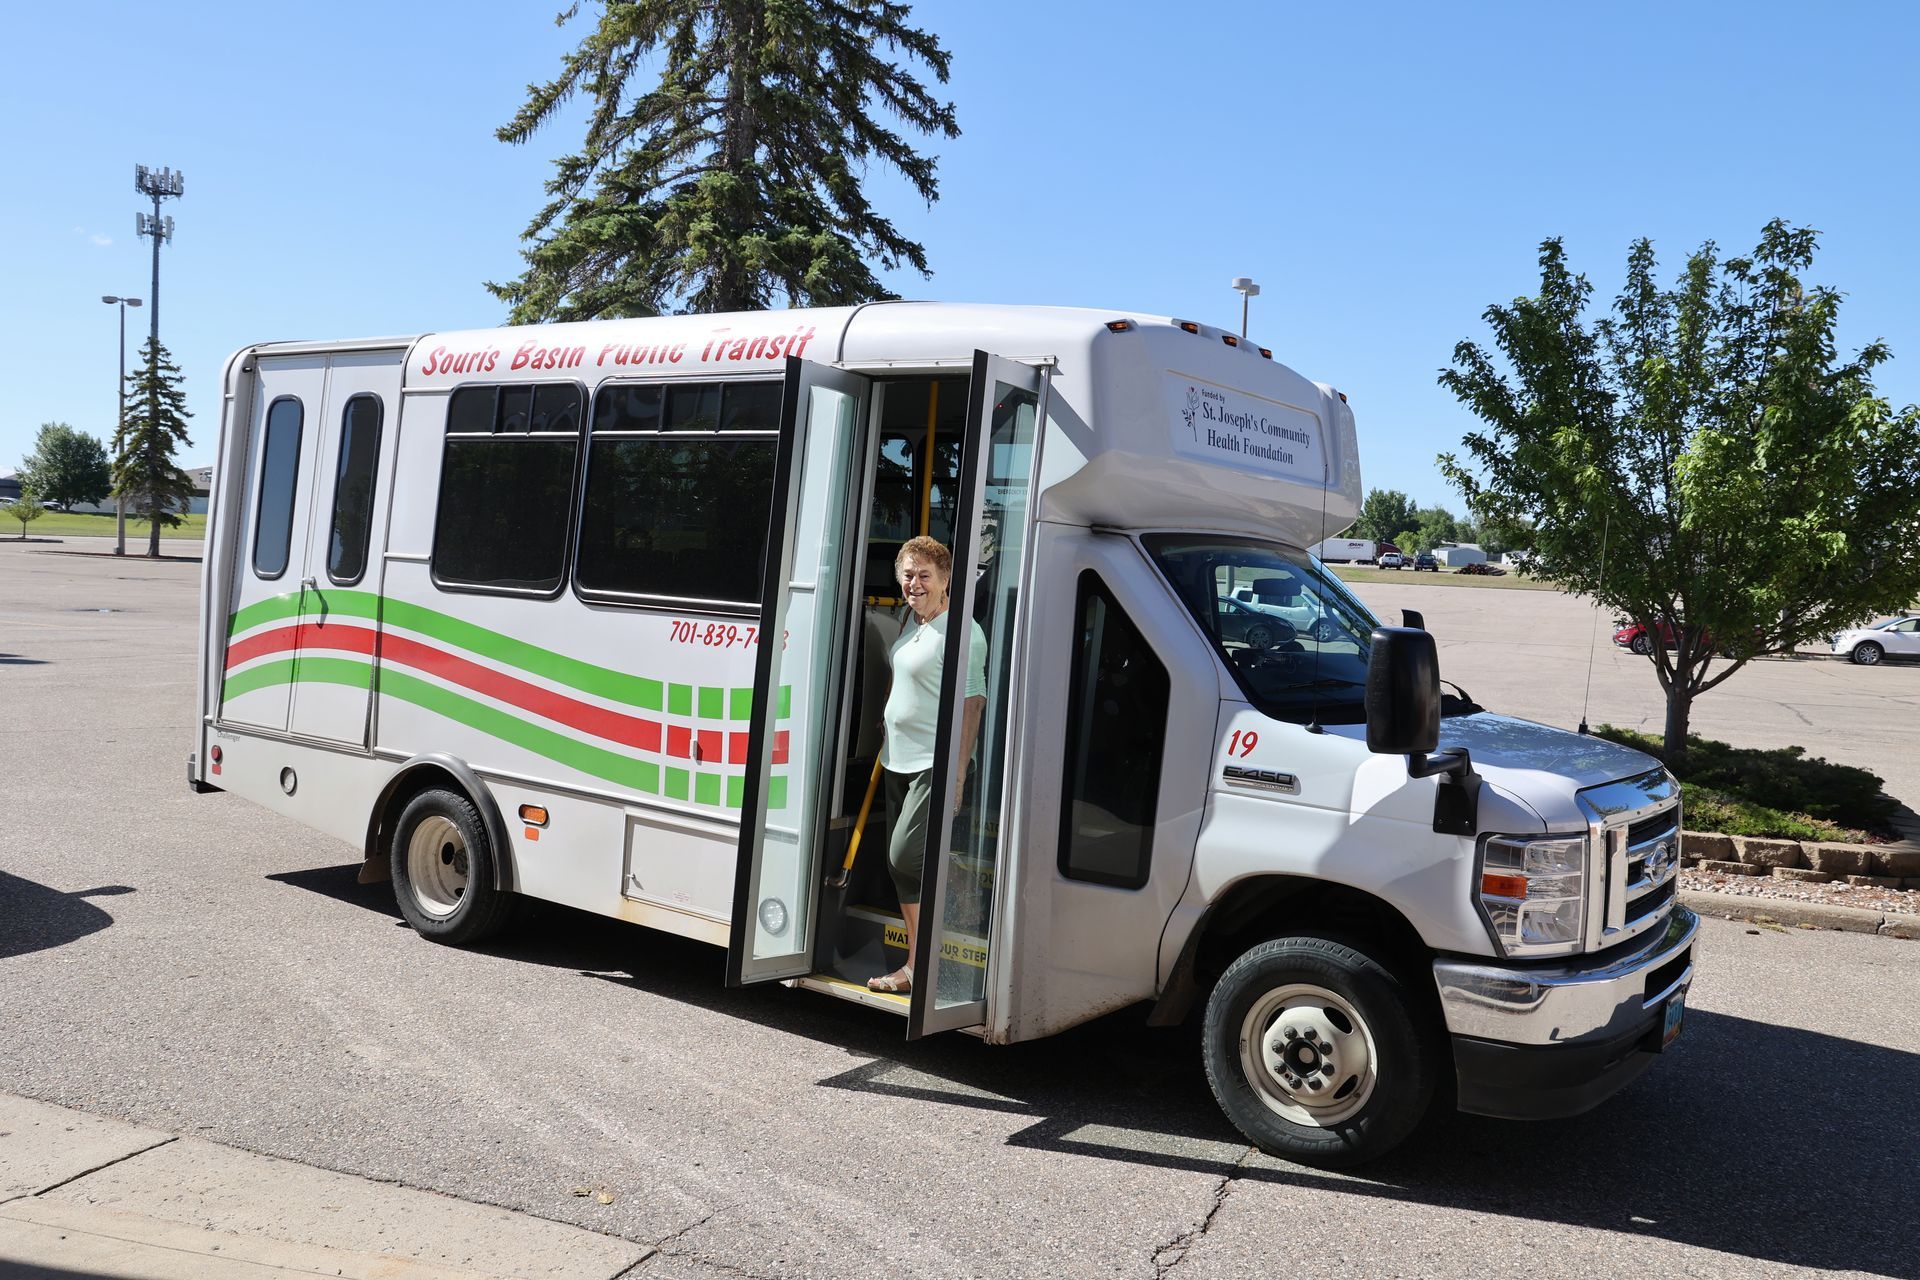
top-left (1595, 725), bottom-right (1896, 837)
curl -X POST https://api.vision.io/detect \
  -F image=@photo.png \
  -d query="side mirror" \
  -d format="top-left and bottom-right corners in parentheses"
top-left (1365, 627), bottom-right (1440, 755)
top-left (1402, 609), bottom-right (1425, 630)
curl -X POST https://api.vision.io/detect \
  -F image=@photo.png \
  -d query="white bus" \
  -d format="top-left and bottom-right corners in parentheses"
top-left (192, 303), bottom-right (1696, 1166)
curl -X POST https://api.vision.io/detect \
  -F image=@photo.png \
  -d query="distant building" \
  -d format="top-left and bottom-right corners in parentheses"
top-left (69, 464), bottom-right (212, 516)
top-left (1433, 542), bottom-right (1488, 568)
top-left (0, 469), bottom-right (19, 503)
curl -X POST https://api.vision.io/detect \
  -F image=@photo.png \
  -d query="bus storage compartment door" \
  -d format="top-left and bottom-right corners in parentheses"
top-left (726, 358), bottom-right (870, 985)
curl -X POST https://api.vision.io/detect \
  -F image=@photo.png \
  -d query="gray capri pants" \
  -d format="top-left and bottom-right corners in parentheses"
top-left (884, 767), bottom-right (934, 906)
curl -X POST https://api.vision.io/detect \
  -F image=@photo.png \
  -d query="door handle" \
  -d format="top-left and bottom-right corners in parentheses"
top-left (300, 577), bottom-right (317, 591)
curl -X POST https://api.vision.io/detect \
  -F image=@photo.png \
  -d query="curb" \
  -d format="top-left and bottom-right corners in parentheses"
top-left (1681, 888), bottom-right (1920, 939)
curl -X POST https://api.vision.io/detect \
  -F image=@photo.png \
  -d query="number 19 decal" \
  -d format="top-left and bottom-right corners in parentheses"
top-left (1227, 729), bottom-right (1259, 758)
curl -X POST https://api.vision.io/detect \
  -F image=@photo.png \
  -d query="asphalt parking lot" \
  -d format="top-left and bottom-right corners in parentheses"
top-left (1342, 574), bottom-right (1920, 826)
top-left (4, 539), bottom-right (1919, 1279)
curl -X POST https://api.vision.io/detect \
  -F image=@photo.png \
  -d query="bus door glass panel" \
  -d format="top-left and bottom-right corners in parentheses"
top-left (909, 353), bottom-right (1045, 1038)
top-left (220, 357), bottom-right (327, 733)
top-left (727, 358), bottom-right (869, 985)
top-left (288, 352), bottom-right (401, 746)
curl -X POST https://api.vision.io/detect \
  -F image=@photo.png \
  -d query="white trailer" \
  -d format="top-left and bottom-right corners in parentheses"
top-left (1308, 537), bottom-right (1377, 564)
top-left (192, 302), bottom-right (1696, 1166)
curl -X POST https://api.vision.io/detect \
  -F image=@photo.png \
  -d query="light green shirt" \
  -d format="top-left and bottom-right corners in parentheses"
top-left (881, 609), bottom-right (989, 773)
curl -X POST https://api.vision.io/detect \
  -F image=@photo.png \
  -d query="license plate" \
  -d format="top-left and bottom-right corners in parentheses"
top-left (1661, 990), bottom-right (1686, 1048)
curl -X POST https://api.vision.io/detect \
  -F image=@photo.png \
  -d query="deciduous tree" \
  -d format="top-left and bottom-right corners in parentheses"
top-left (114, 337), bottom-right (195, 558)
top-left (1354, 488), bottom-right (1416, 544)
top-left (492, 0), bottom-right (959, 321)
top-left (1440, 222), bottom-right (1920, 763)
top-left (11, 492), bottom-right (45, 539)
top-left (17, 423), bottom-right (111, 511)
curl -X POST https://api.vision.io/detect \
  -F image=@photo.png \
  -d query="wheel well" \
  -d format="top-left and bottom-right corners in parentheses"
top-left (362, 758), bottom-right (516, 892)
top-left (1154, 876), bottom-right (1440, 1029)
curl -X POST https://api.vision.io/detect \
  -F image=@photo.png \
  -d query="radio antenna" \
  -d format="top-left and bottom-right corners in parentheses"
top-left (1577, 512), bottom-right (1611, 736)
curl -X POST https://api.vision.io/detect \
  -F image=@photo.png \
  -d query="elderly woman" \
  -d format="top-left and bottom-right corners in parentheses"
top-left (868, 535), bottom-right (988, 994)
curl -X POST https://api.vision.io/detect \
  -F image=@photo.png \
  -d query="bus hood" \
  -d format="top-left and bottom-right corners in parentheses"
top-left (1434, 713), bottom-right (1666, 827)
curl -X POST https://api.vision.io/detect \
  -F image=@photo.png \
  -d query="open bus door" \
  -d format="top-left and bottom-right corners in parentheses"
top-left (908, 353), bottom-right (1048, 1038)
top-left (726, 358), bottom-right (870, 985)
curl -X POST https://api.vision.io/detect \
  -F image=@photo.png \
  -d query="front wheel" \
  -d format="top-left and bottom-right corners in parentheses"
top-left (1309, 619), bottom-right (1337, 644)
top-left (1852, 641), bottom-right (1883, 666)
top-left (1202, 936), bottom-right (1436, 1168)
top-left (390, 787), bottom-right (516, 945)
top-left (1629, 634), bottom-right (1653, 656)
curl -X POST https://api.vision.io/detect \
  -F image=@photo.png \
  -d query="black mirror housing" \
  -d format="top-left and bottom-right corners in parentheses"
top-left (1365, 626), bottom-right (1440, 755)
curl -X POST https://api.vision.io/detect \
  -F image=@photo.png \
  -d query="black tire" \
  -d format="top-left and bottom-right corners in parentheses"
top-left (1629, 634), bottom-right (1653, 656)
top-left (1244, 623), bottom-right (1277, 650)
top-left (1202, 936), bottom-right (1436, 1169)
top-left (1309, 619), bottom-right (1337, 644)
top-left (1852, 641), bottom-right (1883, 667)
top-left (390, 787), bottom-right (516, 945)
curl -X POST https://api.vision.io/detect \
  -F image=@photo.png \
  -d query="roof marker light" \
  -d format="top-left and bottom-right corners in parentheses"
top-left (1222, 334), bottom-right (1239, 347)
top-left (1105, 319), bottom-right (1133, 333)
top-left (1258, 347), bottom-right (1272, 359)
top-left (1177, 321), bottom-right (1200, 335)
top-left (1337, 391), bottom-right (1349, 404)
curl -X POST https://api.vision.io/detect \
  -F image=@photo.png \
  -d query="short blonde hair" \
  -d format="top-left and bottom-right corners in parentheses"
top-left (895, 535), bottom-right (952, 579)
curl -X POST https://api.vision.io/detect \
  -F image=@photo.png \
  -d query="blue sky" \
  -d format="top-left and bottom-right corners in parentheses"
top-left (4, 1), bottom-right (1915, 508)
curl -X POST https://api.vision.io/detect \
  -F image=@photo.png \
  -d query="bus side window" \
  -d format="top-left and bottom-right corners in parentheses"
top-left (430, 382), bottom-right (582, 596)
top-left (326, 394), bottom-right (383, 585)
top-left (1058, 571), bottom-right (1170, 890)
top-left (574, 379), bottom-right (780, 609)
top-left (252, 397), bottom-right (304, 580)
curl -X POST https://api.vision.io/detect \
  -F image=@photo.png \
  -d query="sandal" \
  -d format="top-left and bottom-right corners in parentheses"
top-left (866, 966), bottom-right (912, 994)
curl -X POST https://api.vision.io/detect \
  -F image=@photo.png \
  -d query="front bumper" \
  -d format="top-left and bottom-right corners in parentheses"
top-left (1433, 905), bottom-right (1699, 1120)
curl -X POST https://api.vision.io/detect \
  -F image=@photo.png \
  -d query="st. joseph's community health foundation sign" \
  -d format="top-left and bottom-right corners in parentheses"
top-left (1165, 373), bottom-right (1324, 484)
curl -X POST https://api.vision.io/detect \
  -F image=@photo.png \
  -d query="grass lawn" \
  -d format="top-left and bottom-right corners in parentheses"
top-left (5, 510), bottom-right (206, 540)
top-left (1329, 564), bottom-right (1560, 591)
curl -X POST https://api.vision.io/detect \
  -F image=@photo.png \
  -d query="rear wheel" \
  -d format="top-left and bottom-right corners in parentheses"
top-left (1852, 641), bottom-right (1883, 667)
top-left (1202, 936), bottom-right (1436, 1168)
top-left (390, 787), bottom-right (516, 945)
top-left (1629, 634), bottom-right (1653, 656)
top-left (1309, 619), bottom-right (1337, 644)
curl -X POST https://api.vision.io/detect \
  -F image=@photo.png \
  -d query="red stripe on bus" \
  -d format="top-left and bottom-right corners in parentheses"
top-left (226, 623), bottom-right (667, 755)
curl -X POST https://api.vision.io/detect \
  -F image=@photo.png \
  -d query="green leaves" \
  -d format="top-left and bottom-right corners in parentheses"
top-left (492, 0), bottom-right (958, 320)
top-left (1441, 223), bottom-right (1920, 757)
top-left (17, 423), bottom-right (111, 511)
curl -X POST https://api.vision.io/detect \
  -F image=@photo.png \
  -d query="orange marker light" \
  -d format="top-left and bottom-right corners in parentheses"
top-left (1177, 321), bottom-right (1200, 334)
top-left (1222, 334), bottom-right (1239, 347)
top-left (519, 804), bottom-right (550, 827)
top-left (1258, 347), bottom-right (1272, 360)
top-left (1481, 872), bottom-right (1528, 900)
top-left (1105, 319), bottom-right (1133, 332)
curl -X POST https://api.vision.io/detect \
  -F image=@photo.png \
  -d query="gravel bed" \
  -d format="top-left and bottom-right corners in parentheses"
top-left (1682, 868), bottom-right (1920, 916)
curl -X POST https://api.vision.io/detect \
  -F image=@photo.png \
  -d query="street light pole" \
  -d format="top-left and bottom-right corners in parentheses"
top-left (1231, 276), bottom-right (1261, 339)
top-left (101, 295), bottom-right (143, 556)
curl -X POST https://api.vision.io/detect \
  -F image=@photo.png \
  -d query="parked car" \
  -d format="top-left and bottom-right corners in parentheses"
top-left (1228, 580), bottom-right (1338, 643)
top-left (1213, 594), bottom-right (1301, 650)
top-left (1413, 553), bottom-right (1438, 571)
top-left (1378, 552), bottom-right (1405, 569)
top-left (1831, 615), bottom-right (1920, 666)
top-left (1613, 617), bottom-right (1760, 658)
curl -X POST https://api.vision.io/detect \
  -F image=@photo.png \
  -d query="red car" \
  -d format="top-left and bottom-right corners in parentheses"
top-left (1613, 618), bottom-right (1764, 657)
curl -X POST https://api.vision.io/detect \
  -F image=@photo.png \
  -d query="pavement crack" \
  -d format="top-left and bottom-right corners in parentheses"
top-left (650, 1206), bottom-right (724, 1254)
top-left (26, 1134), bottom-right (178, 1198)
top-left (1151, 1145), bottom-right (1255, 1277)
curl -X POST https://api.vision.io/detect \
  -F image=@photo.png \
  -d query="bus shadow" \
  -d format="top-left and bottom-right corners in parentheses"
top-left (0, 873), bottom-right (134, 960)
top-left (265, 863), bottom-right (402, 919)
top-left (270, 871), bottom-right (1918, 1276)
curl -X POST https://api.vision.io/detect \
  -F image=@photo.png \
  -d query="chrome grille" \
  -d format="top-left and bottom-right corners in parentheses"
top-left (1578, 769), bottom-right (1682, 952)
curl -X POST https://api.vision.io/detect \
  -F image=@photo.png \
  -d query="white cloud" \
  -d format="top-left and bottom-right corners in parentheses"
top-left (90, 233), bottom-right (113, 247)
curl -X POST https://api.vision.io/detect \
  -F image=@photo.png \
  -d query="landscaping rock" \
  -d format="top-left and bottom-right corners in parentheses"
top-left (1802, 842), bottom-right (1874, 877)
top-left (1734, 837), bottom-right (1805, 870)
top-left (1846, 874), bottom-right (1901, 887)
top-left (1700, 859), bottom-right (1766, 876)
top-left (1772, 867), bottom-right (1835, 883)
top-left (1683, 831), bottom-right (1735, 861)
top-left (1871, 849), bottom-right (1920, 877)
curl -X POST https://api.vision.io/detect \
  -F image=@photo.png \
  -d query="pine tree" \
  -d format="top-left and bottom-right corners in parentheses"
top-left (491, 0), bottom-right (958, 321)
top-left (115, 337), bottom-right (195, 558)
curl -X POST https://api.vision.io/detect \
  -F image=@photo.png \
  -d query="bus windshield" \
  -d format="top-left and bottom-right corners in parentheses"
top-left (1143, 533), bottom-right (1381, 725)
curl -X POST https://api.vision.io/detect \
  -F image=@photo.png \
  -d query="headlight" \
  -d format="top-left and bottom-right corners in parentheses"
top-left (1479, 834), bottom-right (1588, 956)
